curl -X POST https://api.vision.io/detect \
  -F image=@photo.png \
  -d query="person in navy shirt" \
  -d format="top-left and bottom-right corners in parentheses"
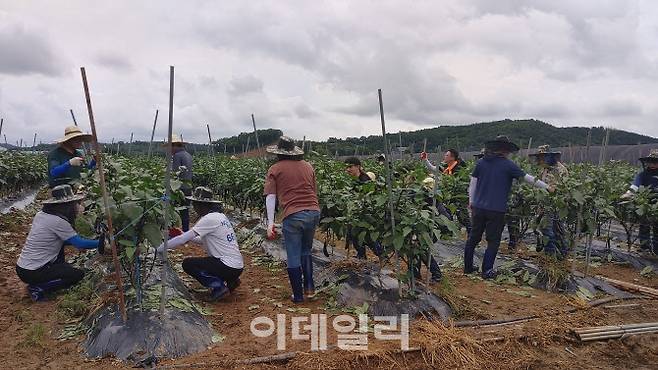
top-left (622, 149), bottom-right (658, 255)
top-left (464, 136), bottom-right (554, 279)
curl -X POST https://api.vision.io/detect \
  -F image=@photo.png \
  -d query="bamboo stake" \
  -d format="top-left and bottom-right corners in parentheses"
top-left (454, 315), bottom-right (538, 328)
top-left (80, 67), bottom-right (127, 322)
top-left (147, 110), bottom-right (159, 159)
top-left (206, 123), bottom-right (213, 156)
top-left (70, 109), bottom-right (91, 156)
top-left (128, 132), bottom-right (134, 155)
top-left (32, 133), bottom-right (37, 148)
top-left (426, 146), bottom-right (439, 287)
top-left (378, 89), bottom-right (402, 297)
top-left (245, 135), bottom-right (251, 154)
top-left (160, 66), bottom-right (175, 316)
top-left (526, 137), bottom-right (533, 156)
top-left (0, 118), bottom-right (3, 142)
top-left (251, 114), bottom-right (261, 156)
top-left (595, 276), bottom-right (658, 297)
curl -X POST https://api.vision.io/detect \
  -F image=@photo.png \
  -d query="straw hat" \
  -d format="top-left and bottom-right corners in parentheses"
top-left (529, 144), bottom-right (561, 157)
top-left (186, 186), bottom-right (223, 204)
top-left (422, 177), bottom-right (436, 191)
top-left (43, 184), bottom-right (84, 204)
top-left (161, 133), bottom-right (186, 147)
top-left (56, 126), bottom-right (92, 144)
top-left (366, 171), bottom-right (376, 181)
top-left (266, 136), bottom-right (304, 156)
top-left (484, 135), bottom-right (520, 153)
top-left (639, 149), bottom-right (658, 163)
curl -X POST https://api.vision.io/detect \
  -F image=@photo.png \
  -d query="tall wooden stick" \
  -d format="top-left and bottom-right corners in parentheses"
top-left (32, 133), bottom-right (37, 148)
top-left (128, 132), bottom-right (134, 155)
top-left (147, 110), bottom-right (159, 159)
top-left (206, 123), bottom-right (213, 156)
top-left (80, 67), bottom-right (127, 322)
top-left (0, 118), bottom-right (4, 141)
top-left (378, 89), bottom-right (402, 297)
top-left (251, 114), bottom-right (261, 155)
top-left (160, 66), bottom-right (175, 316)
top-left (526, 137), bottom-right (533, 156)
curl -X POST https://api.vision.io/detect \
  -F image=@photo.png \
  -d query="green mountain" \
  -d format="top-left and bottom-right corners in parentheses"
top-left (305, 119), bottom-right (657, 156)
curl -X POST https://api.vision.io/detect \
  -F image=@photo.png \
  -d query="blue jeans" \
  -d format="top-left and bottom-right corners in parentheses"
top-left (639, 223), bottom-right (658, 253)
top-left (282, 210), bottom-right (320, 268)
top-left (464, 207), bottom-right (506, 273)
top-left (541, 217), bottom-right (567, 257)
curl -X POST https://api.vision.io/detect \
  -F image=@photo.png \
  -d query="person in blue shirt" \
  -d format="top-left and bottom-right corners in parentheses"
top-left (464, 136), bottom-right (554, 279)
top-left (48, 126), bottom-right (96, 188)
top-left (15, 185), bottom-right (105, 301)
top-left (165, 134), bottom-right (194, 231)
top-left (622, 149), bottom-right (658, 255)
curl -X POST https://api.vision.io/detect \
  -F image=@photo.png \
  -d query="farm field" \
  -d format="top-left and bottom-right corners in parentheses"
top-left (0, 151), bottom-right (657, 369)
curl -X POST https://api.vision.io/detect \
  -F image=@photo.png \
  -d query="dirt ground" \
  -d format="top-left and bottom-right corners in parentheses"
top-left (1, 199), bottom-right (657, 369)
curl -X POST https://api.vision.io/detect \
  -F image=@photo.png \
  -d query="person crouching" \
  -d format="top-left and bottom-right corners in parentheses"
top-left (15, 185), bottom-right (105, 301)
top-left (157, 187), bottom-right (243, 301)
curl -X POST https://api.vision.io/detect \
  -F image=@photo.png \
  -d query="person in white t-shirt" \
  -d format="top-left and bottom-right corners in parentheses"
top-left (157, 187), bottom-right (244, 301)
top-left (16, 185), bottom-right (105, 301)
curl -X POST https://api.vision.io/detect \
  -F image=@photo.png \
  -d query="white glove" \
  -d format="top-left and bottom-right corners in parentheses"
top-left (69, 157), bottom-right (84, 166)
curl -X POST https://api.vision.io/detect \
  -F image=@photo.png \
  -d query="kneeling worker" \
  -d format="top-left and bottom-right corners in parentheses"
top-left (157, 187), bottom-right (244, 301)
top-left (16, 185), bottom-right (105, 301)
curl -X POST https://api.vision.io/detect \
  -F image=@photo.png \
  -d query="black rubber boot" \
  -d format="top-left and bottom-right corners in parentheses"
top-left (287, 267), bottom-right (304, 303)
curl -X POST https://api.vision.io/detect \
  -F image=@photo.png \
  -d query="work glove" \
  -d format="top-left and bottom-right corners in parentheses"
top-left (420, 151), bottom-right (428, 161)
top-left (168, 227), bottom-right (183, 238)
top-left (267, 224), bottom-right (278, 240)
top-left (69, 157), bottom-right (84, 166)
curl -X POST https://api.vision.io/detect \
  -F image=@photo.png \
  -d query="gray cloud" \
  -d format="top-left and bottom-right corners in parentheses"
top-left (601, 99), bottom-right (644, 117)
top-left (94, 52), bottom-right (133, 71)
top-left (0, 0), bottom-right (656, 144)
top-left (0, 24), bottom-right (65, 76)
top-left (228, 75), bottom-right (264, 96)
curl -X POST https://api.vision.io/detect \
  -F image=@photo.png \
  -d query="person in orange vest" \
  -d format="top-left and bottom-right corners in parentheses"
top-left (420, 148), bottom-right (471, 233)
top-left (420, 148), bottom-right (465, 175)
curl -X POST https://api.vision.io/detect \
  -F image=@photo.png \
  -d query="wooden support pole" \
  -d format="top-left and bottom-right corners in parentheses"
top-left (80, 67), bottom-right (127, 322)
top-left (128, 132), bottom-right (134, 155)
top-left (526, 137), bottom-right (533, 156)
top-left (147, 110), bottom-right (159, 159)
top-left (0, 118), bottom-right (3, 141)
top-left (595, 276), bottom-right (658, 298)
top-left (160, 66), bottom-right (175, 316)
top-left (378, 89), bottom-right (402, 297)
top-left (32, 133), bottom-right (37, 148)
top-left (251, 114), bottom-right (261, 156)
top-left (206, 123), bottom-right (213, 156)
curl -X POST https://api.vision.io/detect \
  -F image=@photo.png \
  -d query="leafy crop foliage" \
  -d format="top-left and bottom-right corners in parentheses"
top-left (72, 151), bottom-right (654, 295)
top-left (0, 152), bottom-right (47, 197)
top-left (79, 156), bottom-right (184, 289)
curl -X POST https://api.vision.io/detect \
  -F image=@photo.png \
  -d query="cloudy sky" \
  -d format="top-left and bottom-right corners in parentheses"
top-left (0, 1), bottom-right (657, 145)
